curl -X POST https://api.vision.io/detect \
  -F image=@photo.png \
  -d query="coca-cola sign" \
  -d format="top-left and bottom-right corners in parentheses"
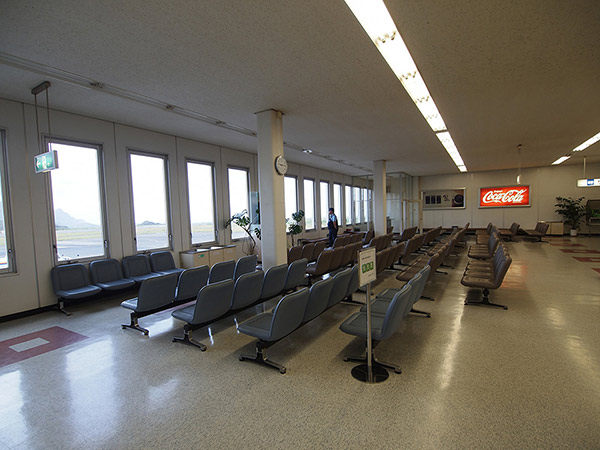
top-left (479, 186), bottom-right (530, 208)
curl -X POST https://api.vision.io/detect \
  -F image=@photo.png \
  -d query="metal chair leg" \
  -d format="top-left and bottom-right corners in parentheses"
top-left (172, 329), bottom-right (207, 350)
top-left (57, 300), bottom-right (71, 316)
top-left (239, 342), bottom-right (286, 374)
top-left (464, 289), bottom-right (508, 310)
top-left (121, 314), bottom-right (149, 335)
top-left (421, 295), bottom-right (435, 301)
top-left (410, 308), bottom-right (431, 317)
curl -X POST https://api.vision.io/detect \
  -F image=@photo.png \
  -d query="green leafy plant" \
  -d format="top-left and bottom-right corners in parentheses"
top-left (287, 210), bottom-right (304, 246)
top-left (555, 196), bottom-right (585, 230)
top-left (225, 209), bottom-right (258, 255)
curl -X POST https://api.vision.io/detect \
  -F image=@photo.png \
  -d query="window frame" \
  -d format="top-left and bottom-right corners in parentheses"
top-left (227, 166), bottom-right (251, 242)
top-left (46, 136), bottom-right (110, 264)
top-left (0, 130), bottom-right (15, 274)
top-left (185, 158), bottom-right (218, 247)
top-left (344, 185), bottom-right (352, 226)
top-left (284, 175), bottom-right (299, 223)
top-left (353, 186), bottom-right (361, 224)
top-left (333, 183), bottom-right (342, 226)
top-left (303, 178), bottom-right (316, 231)
top-left (362, 187), bottom-right (369, 224)
top-left (128, 149), bottom-right (173, 253)
top-left (319, 180), bottom-right (330, 229)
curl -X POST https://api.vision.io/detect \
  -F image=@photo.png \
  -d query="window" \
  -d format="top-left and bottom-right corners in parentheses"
top-left (333, 183), bottom-right (342, 226)
top-left (362, 187), bottom-right (369, 223)
top-left (345, 185), bottom-right (352, 226)
top-left (353, 186), bottom-right (361, 224)
top-left (319, 181), bottom-right (329, 228)
top-left (49, 141), bottom-right (107, 261)
top-left (228, 168), bottom-right (250, 240)
top-left (303, 179), bottom-right (315, 230)
top-left (130, 152), bottom-right (170, 252)
top-left (186, 161), bottom-right (216, 245)
top-left (0, 132), bottom-right (14, 272)
top-left (284, 176), bottom-right (298, 222)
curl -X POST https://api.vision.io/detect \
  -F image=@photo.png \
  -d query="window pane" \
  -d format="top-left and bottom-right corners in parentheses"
top-left (0, 133), bottom-right (11, 271)
top-left (362, 187), bottom-right (369, 223)
top-left (333, 183), bottom-right (342, 226)
top-left (345, 185), bottom-right (352, 225)
top-left (228, 168), bottom-right (249, 240)
top-left (304, 179), bottom-right (315, 230)
top-left (320, 181), bottom-right (329, 228)
top-left (130, 153), bottom-right (169, 251)
top-left (50, 142), bottom-right (105, 261)
top-left (284, 176), bottom-right (297, 222)
top-left (353, 187), bottom-right (361, 224)
top-left (187, 161), bottom-right (216, 245)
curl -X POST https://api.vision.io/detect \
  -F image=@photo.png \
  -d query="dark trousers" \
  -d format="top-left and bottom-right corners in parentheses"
top-left (328, 227), bottom-right (338, 247)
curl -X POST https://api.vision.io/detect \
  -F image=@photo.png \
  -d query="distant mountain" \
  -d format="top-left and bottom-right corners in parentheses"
top-left (139, 220), bottom-right (161, 226)
top-left (54, 208), bottom-right (99, 229)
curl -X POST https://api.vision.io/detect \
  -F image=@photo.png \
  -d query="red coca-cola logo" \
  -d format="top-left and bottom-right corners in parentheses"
top-left (479, 186), bottom-right (530, 207)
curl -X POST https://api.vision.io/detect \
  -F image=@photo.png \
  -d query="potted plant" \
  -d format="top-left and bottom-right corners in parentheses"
top-left (225, 209), bottom-right (261, 255)
top-left (287, 210), bottom-right (304, 247)
top-left (555, 196), bottom-right (585, 236)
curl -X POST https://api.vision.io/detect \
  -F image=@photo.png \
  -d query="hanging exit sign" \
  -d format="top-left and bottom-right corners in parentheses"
top-left (34, 150), bottom-right (59, 173)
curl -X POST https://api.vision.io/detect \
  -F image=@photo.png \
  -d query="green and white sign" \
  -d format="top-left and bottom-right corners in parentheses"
top-left (358, 247), bottom-right (377, 286)
top-left (34, 150), bottom-right (59, 174)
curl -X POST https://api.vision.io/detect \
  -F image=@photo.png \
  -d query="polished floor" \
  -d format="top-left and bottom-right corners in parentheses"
top-left (1, 236), bottom-right (599, 449)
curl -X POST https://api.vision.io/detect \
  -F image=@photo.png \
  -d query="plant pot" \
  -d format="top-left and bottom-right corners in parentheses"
top-left (570, 229), bottom-right (578, 237)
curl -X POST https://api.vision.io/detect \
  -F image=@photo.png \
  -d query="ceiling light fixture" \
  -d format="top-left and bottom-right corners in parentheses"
top-left (552, 155), bottom-right (571, 165)
top-left (344, 0), bottom-right (467, 172)
top-left (572, 132), bottom-right (600, 152)
top-left (436, 132), bottom-right (467, 172)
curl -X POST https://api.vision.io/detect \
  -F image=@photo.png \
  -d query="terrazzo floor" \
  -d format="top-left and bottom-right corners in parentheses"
top-left (1, 235), bottom-right (599, 449)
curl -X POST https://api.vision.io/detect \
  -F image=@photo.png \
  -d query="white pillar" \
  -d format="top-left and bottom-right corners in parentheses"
top-left (256, 109), bottom-right (287, 269)
top-left (373, 160), bottom-right (387, 236)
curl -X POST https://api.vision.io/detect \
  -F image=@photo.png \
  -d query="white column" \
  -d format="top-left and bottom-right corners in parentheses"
top-left (256, 109), bottom-right (287, 269)
top-left (373, 160), bottom-right (387, 236)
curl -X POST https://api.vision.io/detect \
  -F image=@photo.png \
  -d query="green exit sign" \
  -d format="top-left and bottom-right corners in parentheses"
top-left (34, 150), bottom-right (59, 174)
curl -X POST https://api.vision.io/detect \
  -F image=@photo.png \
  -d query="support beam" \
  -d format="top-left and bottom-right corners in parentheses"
top-left (373, 160), bottom-right (387, 236)
top-left (256, 109), bottom-right (287, 269)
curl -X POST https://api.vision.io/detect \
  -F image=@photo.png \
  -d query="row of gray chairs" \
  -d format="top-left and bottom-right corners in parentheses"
top-left (238, 265), bottom-right (359, 373)
top-left (121, 255), bottom-right (260, 335)
top-left (306, 242), bottom-right (363, 281)
top-left (169, 259), bottom-right (309, 349)
top-left (462, 243), bottom-right (512, 309)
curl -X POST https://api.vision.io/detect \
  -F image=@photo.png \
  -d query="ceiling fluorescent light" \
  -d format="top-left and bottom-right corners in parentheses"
top-left (552, 155), bottom-right (571, 165)
top-left (436, 131), bottom-right (467, 171)
top-left (573, 132), bottom-right (600, 152)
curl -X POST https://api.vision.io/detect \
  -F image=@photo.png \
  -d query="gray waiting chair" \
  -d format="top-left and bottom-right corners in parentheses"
top-left (122, 255), bottom-right (160, 283)
top-left (259, 263), bottom-right (288, 300)
top-left (208, 260), bottom-right (235, 284)
top-left (234, 255), bottom-right (257, 280)
top-left (326, 267), bottom-right (353, 308)
top-left (238, 288), bottom-right (310, 374)
top-left (175, 265), bottom-right (209, 302)
top-left (283, 258), bottom-right (308, 292)
top-left (230, 270), bottom-right (264, 310)
top-left (51, 263), bottom-right (102, 315)
top-left (340, 283), bottom-right (413, 374)
top-left (149, 251), bottom-right (184, 275)
top-left (171, 279), bottom-right (235, 350)
top-left (344, 265), bottom-right (360, 302)
top-left (90, 258), bottom-right (135, 291)
top-left (120, 273), bottom-right (179, 335)
top-left (302, 277), bottom-right (335, 323)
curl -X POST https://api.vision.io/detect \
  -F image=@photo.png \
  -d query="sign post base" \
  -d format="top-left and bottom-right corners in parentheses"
top-left (351, 363), bottom-right (389, 383)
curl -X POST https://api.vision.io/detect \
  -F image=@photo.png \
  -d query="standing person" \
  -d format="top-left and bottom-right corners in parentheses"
top-left (327, 207), bottom-right (339, 247)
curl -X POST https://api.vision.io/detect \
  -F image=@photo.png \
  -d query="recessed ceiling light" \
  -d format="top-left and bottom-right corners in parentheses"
top-left (552, 155), bottom-right (571, 165)
top-left (573, 132), bottom-right (600, 152)
top-left (302, 148), bottom-right (313, 154)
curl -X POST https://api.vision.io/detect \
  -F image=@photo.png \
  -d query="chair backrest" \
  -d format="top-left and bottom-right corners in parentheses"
top-left (350, 242), bottom-right (362, 263)
top-left (312, 241), bottom-right (327, 261)
top-left (332, 237), bottom-right (345, 248)
top-left (329, 247), bottom-right (345, 271)
top-left (379, 283), bottom-right (412, 340)
top-left (149, 251), bottom-right (177, 272)
top-left (208, 260), bottom-right (235, 284)
top-left (192, 279), bottom-right (235, 324)
top-left (510, 222), bottom-right (520, 235)
top-left (260, 263), bottom-right (288, 299)
top-left (300, 243), bottom-right (315, 262)
top-left (341, 244), bottom-right (354, 266)
top-left (363, 229), bottom-right (374, 245)
top-left (539, 222), bottom-right (549, 234)
top-left (488, 233), bottom-right (500, 255)
top-left (136, 273), bottom-right (178, 312)
top-left (382, 246), bottom-right (396, 270)
top-left (391, 242), bottom-right (406, 265)
top-left (234, 255), bottom-right (257, 280)
top-left (411, 265), bottom-right (431, 305)
top-left (230, 270), bottom-right (264, 309)
top-left (51, 263), bottom-right (91, 292)
top-left (284, 258), bottom-right (308, 291)
top-left (492, 255), bottom-right (512, 289)
top-left (403, 271), bottom-right (423, 315)
top-left (375, 250), bottom-right (387, 274)
top-left (303, 277), bottom-right (335, 323)
top-left (427, 250), bottom-right (445, 276)
top-left (287, 245), bottom-right (303, 264)
top-left (309, 250), bottom-right (334, 277)
top-left (327, 267), bottom-right (353, 308)
top-left (268, 288), bottom-right (310, 341)
top-left (175, 265), bottom-right (209, 301)
top-left (89, 259), bottom-right (125, 284)
top-left (122, 255), bottom-right (153, 278)
top-left (345, 265), bottom-right (360, 297)
top-left (351, 233), bottom-right (361, 243)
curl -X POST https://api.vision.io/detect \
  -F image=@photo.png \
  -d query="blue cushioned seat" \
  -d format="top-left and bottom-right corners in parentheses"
top-left (302, 277), bottom-right (334, 323)
top-left (175, 265), bottom-right (209, 301)
top-left (122, 255), bottom-right (161, 283)
top-left (51, 263), bottom-right (102, 314)
top-left (234, 255), bottom-right (258, 280)
top-left (149, 251), bottom-right (184, 275)
top-left (230, 270), bottom-right (264, 310)
top-left (208, 260), bottom-right (235, 284)
top-left (90, 259), bottom-right (135, 291)
top-left (283, 258), bottom-right (308, 292)
top-left (326, 267), bottom-right (353, 308)
top-left (259, 263), bottom-right (287, 300)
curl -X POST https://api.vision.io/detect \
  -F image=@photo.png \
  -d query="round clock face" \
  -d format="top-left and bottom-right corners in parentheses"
top-left (275, 155), bottom-right (288, 175)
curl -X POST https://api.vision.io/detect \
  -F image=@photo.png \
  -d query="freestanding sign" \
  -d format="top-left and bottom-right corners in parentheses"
top-left (358, 247), bottom-right (377, 286)
top-left (34, 150), bottom-right (59, 174)
top-left (479, 185), bottom-right (530, 208)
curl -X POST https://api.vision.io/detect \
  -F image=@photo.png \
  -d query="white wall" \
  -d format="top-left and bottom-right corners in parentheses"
top-left (0, 97), bottom-right (358, 317)
top-left (420, 164), bottom-right (600, 231)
